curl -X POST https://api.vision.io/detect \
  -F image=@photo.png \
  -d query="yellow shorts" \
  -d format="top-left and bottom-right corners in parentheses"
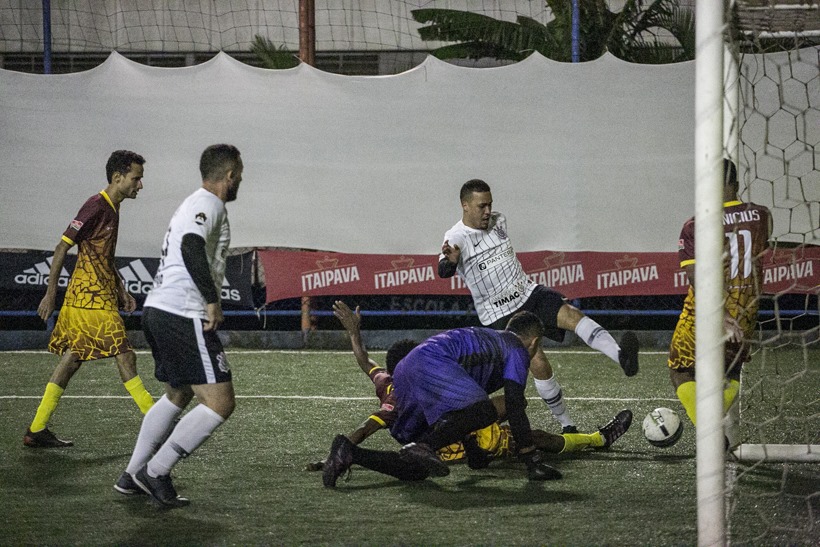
top-left (437, 423), bottom-right (513, 462)
top-left (48, 306), bottom-right (132, 361)
top-left (668, 310), bottom-right (749, 377)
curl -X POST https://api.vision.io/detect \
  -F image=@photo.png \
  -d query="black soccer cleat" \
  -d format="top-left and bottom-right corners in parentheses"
top-left (618, 331), bottom-right (640, 377)
top-left (114, 472), bottom-right (145, 496)
top-left (561, 425), bottom-right (579, 434)
top-left (599, 409), bottom-right (633, 448)
top-left (399, 442), bottom-right (450, 477)
top-left (23, 427), bottom-right (73, 448)
top-left (519, 450), bottom-right (563, 481)
top-left (323, 435), bottom-right (354, 488)
top-left (133, 466), bottom-right (190, 507)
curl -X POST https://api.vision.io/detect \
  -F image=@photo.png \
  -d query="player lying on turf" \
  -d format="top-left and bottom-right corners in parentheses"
top-left (308, 301), bottom-right (629, 472)
top-left (319, 305), bottom-right (633, 486)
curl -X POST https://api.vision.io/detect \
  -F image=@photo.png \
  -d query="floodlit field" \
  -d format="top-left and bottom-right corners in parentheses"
top-left (1, 347), bottom-right (817, 545)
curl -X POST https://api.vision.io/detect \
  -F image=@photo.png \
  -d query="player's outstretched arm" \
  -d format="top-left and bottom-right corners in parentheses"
top-left (333, 300), bottom-right (379, 374)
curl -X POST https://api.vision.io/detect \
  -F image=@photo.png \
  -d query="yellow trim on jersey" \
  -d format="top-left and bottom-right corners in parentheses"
top-left (369, 415), bottom-right (386, 427)
top-left (367, 365), bottom-right (383, 375)
top-left (100, 190), bottom-right (117, 212)
top-left (386, 384), bottom-right (393, 395)
top-left (680, 258), bottom-right (695, 267)
top-left (723, 200), bottom-right (743, 207)
top-left (61, 235), bottom-right (75, 246)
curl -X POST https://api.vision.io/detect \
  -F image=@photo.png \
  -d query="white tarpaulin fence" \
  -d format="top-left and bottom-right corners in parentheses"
top-left (0, 50), bottom-right (815, 257)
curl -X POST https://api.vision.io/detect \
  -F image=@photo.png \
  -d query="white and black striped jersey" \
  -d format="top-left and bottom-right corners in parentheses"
top-left (440, 212), bottom-right (535, 325)
top-left (145, 187), bottom-right (230, 319)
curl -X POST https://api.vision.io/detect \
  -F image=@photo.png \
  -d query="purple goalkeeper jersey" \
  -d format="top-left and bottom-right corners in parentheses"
top-left (389, 327), bottom-right (530, 443)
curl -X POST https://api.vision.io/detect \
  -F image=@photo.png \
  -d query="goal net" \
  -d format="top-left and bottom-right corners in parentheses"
top-left (723, 1), bottom-right (819, 543)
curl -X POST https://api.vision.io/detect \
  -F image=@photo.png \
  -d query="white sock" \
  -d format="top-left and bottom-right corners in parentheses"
top-left (534, 376), bottom-right (574, 428)
top-left (574, 316), bottom-right (620, 363)
top-left (125, 395), bottom-right (183, 475)
top-left (147, 404), bottom-right (225, 478)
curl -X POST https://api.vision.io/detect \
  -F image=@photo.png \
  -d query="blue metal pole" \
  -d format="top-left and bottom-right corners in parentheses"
top-left (571, 0), bottom-right (580, 62)
top-left (42, 0), bottom-right (52, 74)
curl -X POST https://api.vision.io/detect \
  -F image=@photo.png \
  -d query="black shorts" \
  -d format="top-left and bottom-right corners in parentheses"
top-left (142, 306), bottom-right (232, 388)
top-left (488, 285), bottom-right (567, 342)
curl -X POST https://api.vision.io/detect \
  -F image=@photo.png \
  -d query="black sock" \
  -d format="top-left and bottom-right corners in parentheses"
top-left (420, 400), bottom-right (498, 451)
top-left (352, 445), bottom-right (428, 481)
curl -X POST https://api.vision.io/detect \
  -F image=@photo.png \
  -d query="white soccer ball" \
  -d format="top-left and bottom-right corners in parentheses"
top-left (642, 407), bottom-right (684, 448)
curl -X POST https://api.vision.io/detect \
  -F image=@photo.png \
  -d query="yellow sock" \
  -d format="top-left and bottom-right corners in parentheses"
top-left (124, 376), bottom-right (154, 414)
top-left (559, 432), bottom-right (603, 453)
top-left (30, 382), bottom-right (64, 432)
top-left (723, 379), bottom-right (740, 413)
top-left (676, 381), bottom-right (697, 426)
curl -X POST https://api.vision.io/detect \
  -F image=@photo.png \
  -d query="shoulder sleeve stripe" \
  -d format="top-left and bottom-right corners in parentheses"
top-left (680, 258), bottom-right (695, 267)
top-left (367, 366), bottom-right (383, 375)
top-left (61, 235), bottom-right (75, 246)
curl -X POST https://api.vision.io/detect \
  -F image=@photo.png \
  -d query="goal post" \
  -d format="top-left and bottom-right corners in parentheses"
top-left (693, 2), bottom-right (730, 544)
top-left (719, 0), bottom-right (820, 544)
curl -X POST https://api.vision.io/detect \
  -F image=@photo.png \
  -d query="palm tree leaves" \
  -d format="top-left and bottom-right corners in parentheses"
top-left (250, 35), bottom-right (300, 69)
top-left (412, 0), bottom-right (696, 64)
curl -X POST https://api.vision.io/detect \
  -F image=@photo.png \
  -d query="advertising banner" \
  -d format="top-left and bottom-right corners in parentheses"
top-left (259, 247), bottom-right (819, 303)
top-left (0, 251), bottom-right (255, 309)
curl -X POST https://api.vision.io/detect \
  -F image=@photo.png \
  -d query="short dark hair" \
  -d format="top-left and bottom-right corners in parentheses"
top-left (460, 179), bottom-right (491, 202)
top-left (200, 144), bottom-right (241, 181)
top-left (723, 159), bottom-right (738, 189)
top-left (505, 311), bottom-right (544, 340)
top-left (385, 338), bottom-right (419, 374)
top-left (106, 150), bottom-right (145, 183)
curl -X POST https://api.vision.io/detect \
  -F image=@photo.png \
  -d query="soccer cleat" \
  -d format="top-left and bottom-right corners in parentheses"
top-left (599, 409), bottom-right (633, 448)
top-left (618, 331), bottom-right (640, 377)
top-left (114, 472), bottom-right (145, 496)
top-left (323, 435), bottom-right (354, 488)
top-left (133, 466), bottom-right (190, 507)
top-left (400, 442), bottom-right (450, 477)
top-left (519, 450), bottom-right (563, 481)
top-left (561, 425), bottom-right (579, 434)
top-left (23, 427), bottom-right (73, 448)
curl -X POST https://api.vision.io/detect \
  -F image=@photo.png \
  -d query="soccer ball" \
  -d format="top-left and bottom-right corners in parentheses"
top-left (642, 407), bottom-right (684, 448)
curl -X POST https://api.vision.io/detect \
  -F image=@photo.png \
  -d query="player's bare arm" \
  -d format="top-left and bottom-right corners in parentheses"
top-left (441, 240), bottom-right (460, 263)
top-left (37, 240), bottom-right (72, 321)
top-left (333, 300), bottom-right (379, 374)
top-left (118, 278), bottom-right (137, 313)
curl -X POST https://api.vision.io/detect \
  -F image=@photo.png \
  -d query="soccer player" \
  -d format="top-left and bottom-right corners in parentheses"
top-left (312, 300), bottom-right (630, 477)
top-left (438, 179), bottom-right (640, 434)
top-left (323, 311), bottom-right (633, 486)
top-left (24, 150), bottom-right (153, 448)
top-left (668, 159), bottom-right (772, 447)
top-left (114, 144), bottom-right (243, 507)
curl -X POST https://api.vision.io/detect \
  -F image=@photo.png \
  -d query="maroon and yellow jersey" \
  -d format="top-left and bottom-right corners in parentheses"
top-left (669, 200), bottom-right (771, 370)
top-left (367, 366), bottom-right (397, 427)
top-left (61, 191), bottom-right (122, 311)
